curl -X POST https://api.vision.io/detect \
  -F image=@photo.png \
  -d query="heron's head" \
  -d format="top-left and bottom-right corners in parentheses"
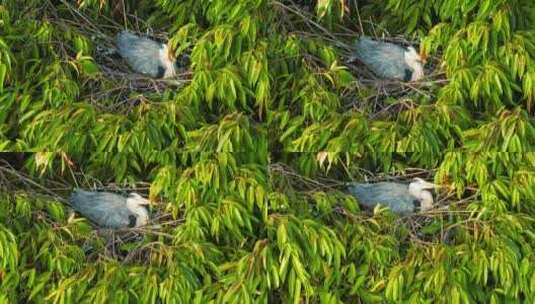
top-left (405, 47), bottom-right (424, 63)
top-left (127, 193), bottom-right (150, 206)
top-left (411, 177), bottom-right (436, 189)
top-left (404, 46), bottom-right (425, 81)
top-left (408, 178), bottom-right (439, 211)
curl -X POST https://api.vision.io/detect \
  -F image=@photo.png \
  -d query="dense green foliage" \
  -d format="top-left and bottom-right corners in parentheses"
top-left (0, 0), bottom-right (534, 303)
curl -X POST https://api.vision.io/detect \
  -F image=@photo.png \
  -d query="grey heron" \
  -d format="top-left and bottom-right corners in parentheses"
top-left (350, 36), bottom-right (426, 82)
top-left (116, 31), bottom-right (178, 78)
top-left (69, 189), bottom-right (150, 229)
top-left (347, 178), bottom-right (438, 215)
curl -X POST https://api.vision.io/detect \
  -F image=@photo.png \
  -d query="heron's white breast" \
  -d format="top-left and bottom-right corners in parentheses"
top-left (126, 199), bottom-right (149, 227)
top-left (135, 207), bottom-right (149, 227)
top-left (403, 51), bottom-right (424, 81)
top-left (158, 45), bottom-right (176, 78)
top-left (418, 191), bottom-right (434, 211)
top-left (408, 183), bottom-right (434, 211)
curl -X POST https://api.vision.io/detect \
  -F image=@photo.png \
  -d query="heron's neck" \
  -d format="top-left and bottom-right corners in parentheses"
top-left (126, 200), bottom-right (149, 227)
top-left (159, 45), bottom-right (176, 78)
top-left (419, 191), bottom-right (434, 211)
top-left (410, 64), bottom-right (424, 81)
top-left (404, 52), bottom-right (424, 81)
top-left (408, 184), bottom-right (434, 211)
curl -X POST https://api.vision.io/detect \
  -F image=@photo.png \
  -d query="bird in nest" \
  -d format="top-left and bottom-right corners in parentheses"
top-left (350, 36), bottom-right (427, 82)
top-left (69, 189), bottom-right (150, 229)
top-left (116, 30), bottom-right (180, 79)
top-left (347, 177), bottom-right (440, 215)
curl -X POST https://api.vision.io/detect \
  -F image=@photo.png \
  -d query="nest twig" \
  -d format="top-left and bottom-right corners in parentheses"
top-left (269, 162), bottom-right (347, 191)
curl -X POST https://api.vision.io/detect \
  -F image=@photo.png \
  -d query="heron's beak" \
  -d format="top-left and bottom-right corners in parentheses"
top-left (421, 180), bottom-right (440, 189)
top-left (419, 52), bottom-right (428, 64)
top-left (167, 46), bottom-right (176, 61)
top-left (129, 193), bottom-right (151, 205)
top-left (140, 199), bottom-right (151, 205)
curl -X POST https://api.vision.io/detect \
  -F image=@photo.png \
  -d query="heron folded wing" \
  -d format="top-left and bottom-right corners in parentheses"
top-left (99, 206), bottom-right (134, 229)
top-left (116, 31), bottom-right (163, 77)
top-left (353, 38), bottom-right (409, 80)
top-left (348, 182), bottom-right (416, 215)
top-left (70, 190), bottom-right (133, 228)
top-left (370, 46), bottom-right (410, 80)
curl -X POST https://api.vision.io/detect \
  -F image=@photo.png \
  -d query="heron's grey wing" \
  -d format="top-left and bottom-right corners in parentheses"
top-left (348, 182), bottom-right (416, 214)
top-left (353, 38), bottom-right (409, 80)
top-left (116, 31), bottom-right (163, 77)
top-left (70, 190), bottom-right (133, 228)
